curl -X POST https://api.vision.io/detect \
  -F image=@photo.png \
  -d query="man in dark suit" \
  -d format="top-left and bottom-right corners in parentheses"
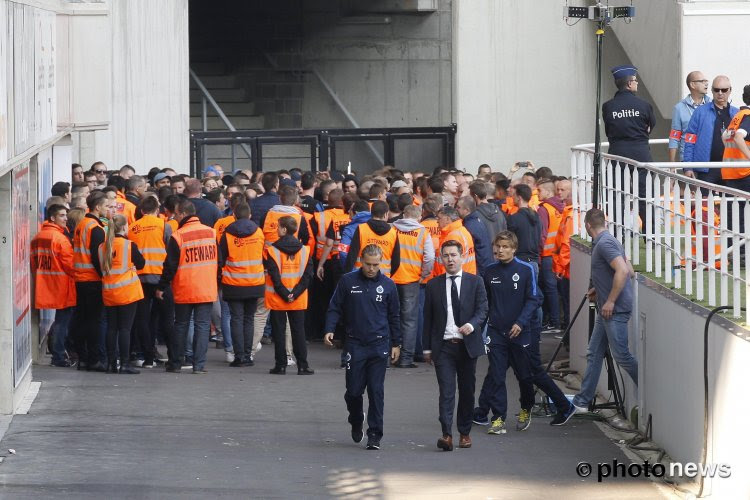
top-left (423, 240), bottom-right (488, 451)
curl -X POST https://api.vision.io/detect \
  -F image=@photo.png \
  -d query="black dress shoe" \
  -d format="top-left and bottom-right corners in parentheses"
top-left (242, 357), bottom-right (255, 367)
top-left (297, 367), bottom-right (315, 375)
top-left (119, 364), bottom-right (140, 374)
top-left (165, 364), bottom-right (180, 373)
top-left (395, 363), bottom-right (418, 369)
top-left (87, 361), bottom-right (107, 372)
top-left (229, 358), bottom-right (244, 367)
top-left (269, 366), bottom-right (286, 375)
top-left (106, 362), bottom-right (118, 374)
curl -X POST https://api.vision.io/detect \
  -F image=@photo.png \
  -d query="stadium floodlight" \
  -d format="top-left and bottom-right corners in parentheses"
top-left (564, 1), bottom-right (635, 207)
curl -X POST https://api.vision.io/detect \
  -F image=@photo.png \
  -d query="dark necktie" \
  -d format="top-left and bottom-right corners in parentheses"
top-left (449, 275), bottom-right (461, 327)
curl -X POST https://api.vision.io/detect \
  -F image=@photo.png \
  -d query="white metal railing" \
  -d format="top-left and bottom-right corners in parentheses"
top-left (571, 139), bottom-right (750, 325)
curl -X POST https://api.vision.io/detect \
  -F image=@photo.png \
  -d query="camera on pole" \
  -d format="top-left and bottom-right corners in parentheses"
top-left (563, 1), bottom-right (635, 208)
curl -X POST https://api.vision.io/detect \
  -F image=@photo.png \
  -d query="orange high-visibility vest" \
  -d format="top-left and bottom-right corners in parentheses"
top-left (391, 226), bottom-right (428, 285)
top-left (214, 215), bottom-right (235, 243)
top-left (31, 222), bottom-right (77, 309)
top-left (688, 202), bottom-right (722, 269)
top-left (222, 227), bottom-right (265, 287)
top-left (301, 211), bottom-right (316, 256)
top-left (73, 216), bottom-right (104, 282)
top-left (314, 208), bottom-right (350, 260)
top-left (114, 191), bottom-right (136, 225)
top-left (263, 209), bottom-right (302, 248)
top-left (539, 201), bottom-right (563, 257)
top-left (128, 214), bottom-right (167, 276)
top-left (354, 223), bottom-right (398, 277)
top-left (98, 237), bottom-right (144, 307)
top-left (530, 190), bottom-right (540, 211)
top-left (171, 218), bottom-right (218, 304)
top-left (421, 217), bottom-right (441, 283)
top-left (264, 245), bottom-right (310, 310)
top-left (721, 108), bottom-right (750, 180)
top-left (552, 205), bottom-right (573, 279)
top-left (167, 218), bottom-right (178, 233)
top-left (433, 220), bottom-right (476, 276)
top-left (501, 197), bottom-right (518, 215)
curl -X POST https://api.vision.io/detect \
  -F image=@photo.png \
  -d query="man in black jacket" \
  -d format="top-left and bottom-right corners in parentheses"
top-left (423, 240), bottom-right (488, 451)
top-left (324, 245), bottom-right (401, 450)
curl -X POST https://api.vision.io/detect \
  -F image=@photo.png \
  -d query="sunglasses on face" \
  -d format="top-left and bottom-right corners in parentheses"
top-left (712, 88), bottom-right (730, 94)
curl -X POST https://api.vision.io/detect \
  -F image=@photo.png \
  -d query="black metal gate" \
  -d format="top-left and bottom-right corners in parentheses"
top-left (189, 125), bottom-right (457, 177)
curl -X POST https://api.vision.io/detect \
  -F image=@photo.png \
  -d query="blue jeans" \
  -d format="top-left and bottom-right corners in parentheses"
top-left (220, 295), bottom-right (232, 352)
top-left (573, 312), bottom-right (638, 408)
top-left (540, 256), bottom-right (559, 326)
top-left (175, 303), bottom-right (212, 370)
top-left (50, 307), bottom-right (74, 362)
top-left (396, 282), bottom-right (420, 365)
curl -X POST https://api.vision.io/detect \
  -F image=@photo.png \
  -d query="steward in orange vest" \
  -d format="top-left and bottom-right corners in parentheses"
top-left (31, 204), bottom-right (77, 366)
top-left (261, 184), bottom-right (311, 250)
top-left (264, 216), bottom-right (314, 375)
top-left (157, 199), bottom-right (218, 373)
top-left (97, 214), bottom-right (145, 374)
top-left (310, 189), bottom-right (351, 341)
top-left (419, 194), bottom-right (443, 284)
top-left (391, 205), bottom-right (435, 367)
top-left (553, 203), bottom-right (574, 328)
top-left (72, 191), bottom-right (111, 371)
top-left (113, 187), bottom-right (136, 225)
top-left (536, 180), bottom-right (564, 330)
top-left (434, 207), bottom-right (476, 276)
top-left (344, 200), bottom-right (400, 277)
top-left (128, 196), bottom-right (174, 367)
top-left (721, 105), bottom-right (750, 188)
top-left (218, 202), bottom-right (265, 366)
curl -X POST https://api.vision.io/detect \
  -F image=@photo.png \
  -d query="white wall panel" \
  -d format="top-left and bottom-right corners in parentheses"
top-left (96, 0), bottom-right (189, 174)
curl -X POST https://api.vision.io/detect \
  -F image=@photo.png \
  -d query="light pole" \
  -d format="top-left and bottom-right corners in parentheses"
top-left (564, 2), bottom-right (635, 208)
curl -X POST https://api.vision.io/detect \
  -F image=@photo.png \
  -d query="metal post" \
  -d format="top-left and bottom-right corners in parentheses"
top-left (202, 97), bottom-right (208, 132)
top-left (231, 144), bottom-right (236, 172)
top-left (592, 24), bottom-right (604, 208)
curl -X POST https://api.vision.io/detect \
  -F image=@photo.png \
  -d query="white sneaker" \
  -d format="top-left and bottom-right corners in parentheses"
top-left (287, 356), bottom-right (296, 366)
top-left (134, 359), bottom-right (145, 367)
top-left (255, 342), bottom-right (262, 353)
top-left (225, 351), bottom-right (235, 363)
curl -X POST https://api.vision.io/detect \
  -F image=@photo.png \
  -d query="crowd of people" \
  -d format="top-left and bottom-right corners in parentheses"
top-left (32, 159), bottom-right (580, 448)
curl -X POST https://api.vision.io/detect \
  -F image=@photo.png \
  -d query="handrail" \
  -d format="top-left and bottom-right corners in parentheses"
top-left (263, 52), bottom-right (384, 165)
top-left (189, 68), bottom-right (252, 164)
top-left (570, 143), bottom-right (750, 324)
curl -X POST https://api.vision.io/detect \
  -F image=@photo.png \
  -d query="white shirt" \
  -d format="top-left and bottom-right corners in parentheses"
top-left (443, 271), bottom-right (474, 340)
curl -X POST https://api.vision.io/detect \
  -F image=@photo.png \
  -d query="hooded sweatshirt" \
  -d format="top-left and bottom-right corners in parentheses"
top-left (537, 196), bottom-right (566, 256)
top-left (344, 219), bottom-right (401, 274)
top-left (392, 218), bottom-right (435, 281)
top-left (475, 202), bottom-right (507, 242)
top-left (218, 218), bottom-right (264, 300)
top-left (264, 234), bottom-right (313, 301)
top-left (508, 207), bottom-right (541, 263)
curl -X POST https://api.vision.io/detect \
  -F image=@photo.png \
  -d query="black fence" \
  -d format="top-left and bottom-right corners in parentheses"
top-left (189, 125), bottom-right (457, 177)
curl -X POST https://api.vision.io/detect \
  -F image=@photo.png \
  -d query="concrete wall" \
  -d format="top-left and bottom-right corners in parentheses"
top-left (453, 1), bottom-right (599, 175)
top-left (302, 0), bottom-right (452, 173)
top-left (570, 242), bottom-right (750, 497)
top-left (92, 0), bottom-right (190, 174)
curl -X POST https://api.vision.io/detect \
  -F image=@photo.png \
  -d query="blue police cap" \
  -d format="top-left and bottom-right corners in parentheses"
top-left (611, 65), bottom-right (637, 80)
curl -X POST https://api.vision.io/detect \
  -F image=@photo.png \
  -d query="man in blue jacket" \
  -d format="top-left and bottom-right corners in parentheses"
top-left (483, 231), bottom-right (575, 435)
top-left (324, 244), bottom-right (402, 451)
top-left (683, 75), bottom-right (738, 186)
top-left (456, 196), bottom-right (493, 277)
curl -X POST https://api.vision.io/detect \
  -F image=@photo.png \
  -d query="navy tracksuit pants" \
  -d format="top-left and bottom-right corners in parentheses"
top-left (344, 337), bottom-right (389, 441)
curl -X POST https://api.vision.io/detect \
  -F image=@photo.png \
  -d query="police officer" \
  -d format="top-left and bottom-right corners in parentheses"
top-left (602, 65), bottom-right (655, 223)
top-left (324, 244), bottom-right (401, 451)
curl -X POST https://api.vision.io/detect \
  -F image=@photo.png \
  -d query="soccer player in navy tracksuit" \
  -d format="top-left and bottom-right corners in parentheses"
top-left (324, 244), bottom-right (402, 451)
top-left (483, 231), bottom-right (575, 435)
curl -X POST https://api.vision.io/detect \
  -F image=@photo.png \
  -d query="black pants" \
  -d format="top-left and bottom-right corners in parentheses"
top-left (434, 341), bottom-right (478, 437)
top-left (228, 298), bottom-right (258, 360)
top-left (135, 284), bottom-right (175, 363)
top-left (75, 281), bottom-right (104, 365)
top-left (271, 309), bottom-right (308, 369)
top-left (725, 176), bottom-right (750, 237)
top-left (106, 303), bottom-right (137, 365)
top-left (345, 338), bottom-right (389, 441)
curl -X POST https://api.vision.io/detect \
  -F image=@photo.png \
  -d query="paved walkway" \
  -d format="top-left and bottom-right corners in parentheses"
top-left (0, 338), bottom-right (672, 499)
